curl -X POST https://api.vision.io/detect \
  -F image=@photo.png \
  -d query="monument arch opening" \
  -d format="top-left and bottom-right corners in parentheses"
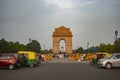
top-left (52, 26), bottom-right (73, 54)
top-left (59, 39), bottom-right (66, 53)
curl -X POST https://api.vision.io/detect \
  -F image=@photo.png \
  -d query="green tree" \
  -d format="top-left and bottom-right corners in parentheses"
top-left (0, 39), bottom-right (9, 53)
top-left (7, 41), bottom-right (17, 53)
top-left (75, 47), bottom-right (84, 53)
top-left (118, 38), bottom-right (120, 52)
top-left (0, 39), bottom-right (27, 53)
top-left (85, 46), bottom-right (100, 53)
top-left (14, 42), bottom-right (27, 52)
top-left (98, 43), bottom-right (115, 53)
top-left (26, 39), bottom-right (41, 53)
top-left (114, 38), bottom-right (120, 53)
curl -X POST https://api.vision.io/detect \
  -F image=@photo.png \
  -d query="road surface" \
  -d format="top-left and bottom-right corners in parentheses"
top-left (0, 58), bottom-right (120, 80)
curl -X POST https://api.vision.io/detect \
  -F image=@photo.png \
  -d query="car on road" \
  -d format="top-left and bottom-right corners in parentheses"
top-left (97, 53), bottom-right (120, 69)
top-left (0, 54), bottom-right (19, 70)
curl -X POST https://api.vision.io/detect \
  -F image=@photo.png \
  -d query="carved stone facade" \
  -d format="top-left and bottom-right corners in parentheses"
top-left (52, 26), bottom-right (73, 54)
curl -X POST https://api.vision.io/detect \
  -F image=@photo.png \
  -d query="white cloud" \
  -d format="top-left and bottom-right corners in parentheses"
top-left (80, 1), bottom-right (96, 6)
top-left (43, 0), bottom-right (96, 9)
top-left (43, 0), bottom-right (73, 9)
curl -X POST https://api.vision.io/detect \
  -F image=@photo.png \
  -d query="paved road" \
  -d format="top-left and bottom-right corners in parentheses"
top-left (0, 59), bottom-right (120, 80)
top-left (48, 58), bottom-right (79, 63)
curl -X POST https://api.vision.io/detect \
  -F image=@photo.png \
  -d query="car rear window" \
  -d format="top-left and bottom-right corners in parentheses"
top-left (0, 55), bottom-right (10, 60)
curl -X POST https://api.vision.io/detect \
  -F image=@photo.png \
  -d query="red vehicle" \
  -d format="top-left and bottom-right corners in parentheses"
top-left (0, 54), bottom-right (18, 70)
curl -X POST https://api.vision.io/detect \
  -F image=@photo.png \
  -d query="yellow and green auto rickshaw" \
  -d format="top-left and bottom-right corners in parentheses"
top-left (17, 51), bottom-right (39, 67)
top-left (90, 52), bottom-right (110, 65)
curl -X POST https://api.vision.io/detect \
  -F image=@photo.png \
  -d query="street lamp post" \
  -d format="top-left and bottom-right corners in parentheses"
top-left (87, 42), bottom-right (89, 49)
top-left (115, 30), bottom-right (118, 53)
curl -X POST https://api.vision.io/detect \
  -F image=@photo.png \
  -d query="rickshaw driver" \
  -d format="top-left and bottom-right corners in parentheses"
top-left (21, 54), bottom-right (27, 63)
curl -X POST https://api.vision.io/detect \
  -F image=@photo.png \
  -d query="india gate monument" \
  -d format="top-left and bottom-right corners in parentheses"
top-left (52, 26), bottom-right (73, 54)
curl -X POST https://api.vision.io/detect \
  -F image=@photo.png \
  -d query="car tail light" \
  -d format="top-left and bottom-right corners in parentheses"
top-left (8, 60), bottom-right (16, 63)
top-left (9, 55), bottom-right (17, 63)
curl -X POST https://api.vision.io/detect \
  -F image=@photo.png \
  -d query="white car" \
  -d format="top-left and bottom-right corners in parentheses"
top-left (97, 53), bottom-right (120, 69)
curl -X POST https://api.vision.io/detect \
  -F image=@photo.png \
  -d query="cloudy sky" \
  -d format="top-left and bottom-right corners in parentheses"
top-left (0, 0), bottom-right (120, 50)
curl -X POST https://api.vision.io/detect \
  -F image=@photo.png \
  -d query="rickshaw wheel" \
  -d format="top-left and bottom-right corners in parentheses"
top-left (9, 64), bottom-right (14, 70)
top-left (30, 64), bottom-right (34, 68)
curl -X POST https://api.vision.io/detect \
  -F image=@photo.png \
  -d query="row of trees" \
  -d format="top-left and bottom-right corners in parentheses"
top-left (75, 46), bottom-right (99, 53)
top-left (75, 38), bottom-right (120, 53)
top-left (0, 38), bottom-right (120, 53)
top-left (0, 39), bottom-right (41, 53)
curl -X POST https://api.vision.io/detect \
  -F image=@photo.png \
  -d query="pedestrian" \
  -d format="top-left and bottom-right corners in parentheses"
top-left (41, 54), bottom-right (44, 62)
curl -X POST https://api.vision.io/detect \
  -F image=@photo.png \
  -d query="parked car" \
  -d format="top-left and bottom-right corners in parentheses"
top-left (0, 54), bottom-right (18, 70)
top-left (97, 53), bottom-right (120, 69)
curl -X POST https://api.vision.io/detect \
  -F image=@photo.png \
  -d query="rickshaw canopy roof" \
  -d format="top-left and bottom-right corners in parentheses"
top-left (96, 52), bottom-right (110, 57)
top-left (17, 51), bottom-right (36, 59)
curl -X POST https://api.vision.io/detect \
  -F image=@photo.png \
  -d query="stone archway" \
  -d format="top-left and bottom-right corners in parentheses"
top-left (52, 26), bottom-right (73, 54)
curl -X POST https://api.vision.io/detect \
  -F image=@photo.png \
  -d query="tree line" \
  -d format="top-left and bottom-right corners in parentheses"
top-left (0, 38), bottom-right (120, 53)
top-left (75, 38), bottom-right (120, 53)
top-left (0, 38), bottom-right (41, 53)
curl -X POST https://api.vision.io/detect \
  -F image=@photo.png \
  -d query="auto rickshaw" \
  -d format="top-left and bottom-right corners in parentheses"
top-left (17, 51), bottom-right (39, 67)
top-left (90, 52), bottom-right (110, 65)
